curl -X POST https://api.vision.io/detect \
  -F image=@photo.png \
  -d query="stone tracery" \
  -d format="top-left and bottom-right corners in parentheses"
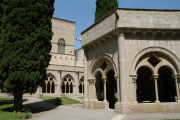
top-left (42, 74), bottom-right (56, 94)
top-left (62, 75), bottom-right (74, 93)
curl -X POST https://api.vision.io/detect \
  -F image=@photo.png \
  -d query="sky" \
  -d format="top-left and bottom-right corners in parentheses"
top-left (53, 0), bottom-right (180, 50)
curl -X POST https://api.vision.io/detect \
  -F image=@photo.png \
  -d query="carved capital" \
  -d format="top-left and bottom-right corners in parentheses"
top-left (116, 30), bottom-right (124, 37)
top-left (173, 74), bottom-right (178, 81)
top-left (102, 77), bottom-right (107, 83)
top-left (153, 74), bottom-right (159, 79)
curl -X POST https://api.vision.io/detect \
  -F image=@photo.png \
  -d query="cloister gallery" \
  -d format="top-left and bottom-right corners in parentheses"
top-left (1, 8), bottom-right (180, 114)
top-left (81, 8), bottom-right (180, 114)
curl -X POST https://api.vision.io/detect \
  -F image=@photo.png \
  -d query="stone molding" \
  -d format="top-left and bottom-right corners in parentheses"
top-left (52, 17), bottom-right (76, 26)
top-left (129, 46), bottom-right (180, 76)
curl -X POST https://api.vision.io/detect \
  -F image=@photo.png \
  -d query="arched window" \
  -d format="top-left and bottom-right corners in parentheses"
top-left (79, 76), bottom-right (84, 94)
top-left (62, 75), bottom-right (74, 93)
top-left (42, 74), bottom-right (56, 93)
top-left (58, 38), bottom-right (65, 54)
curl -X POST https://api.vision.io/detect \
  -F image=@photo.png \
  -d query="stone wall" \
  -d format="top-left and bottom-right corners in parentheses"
top-left (75, 48), bottom-right (85, 67)
top-left (81, 8), bottom-right (180, 47)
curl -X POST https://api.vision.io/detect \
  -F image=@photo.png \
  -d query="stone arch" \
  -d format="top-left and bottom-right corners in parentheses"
top-left (79, 76), bottom-right (84, 93)
top-left (89, 53), bottom-right (118, 79)
top-left (58, 38), bottom-right (66, 45)
top-left (93, 68), bottom-right (105, 79)
top-left (62, 74), bottom-right (74, 94)
top-left (157, 66), bottom-right (176, 102)
top-left (155, 63), bottom-right (177, 75)
top-left (58, 38), bottom-right (66, 54)
top-left (136, 66), bottom-right (155, 102)
top-left (47, 72), bottom-right (57, 83)
top-left (62, 74), bottom-right (75, 83)
top-left (135, 64), bottom-right (155, 75)
top-left (42, 73), bottom-right (56, 94)
top-left (130, 46), bottom-right (180, 76)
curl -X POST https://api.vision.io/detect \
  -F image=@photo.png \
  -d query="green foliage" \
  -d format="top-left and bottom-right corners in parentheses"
top-left (40, 97), bottom-right (80, 105)
top-left (78, 96), bottom-right (84, 99)
top-left (53, 97), bottom-right (61, 105)
top-left (22, 107), bottom-right (32, 118)
top-left (61, 93), bottom-right (66, 98)
top-left (39, 93), bottom-right (43, 98)
top-left (0, 98), bottom-right (29, 120)
top-left (95, 0), bottom-right (118, 22)
top-left (0, 0), bottom-right (54, 97)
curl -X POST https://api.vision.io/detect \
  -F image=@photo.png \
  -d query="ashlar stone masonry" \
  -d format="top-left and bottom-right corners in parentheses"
top-left (81, 8), bottom-right (180, 114)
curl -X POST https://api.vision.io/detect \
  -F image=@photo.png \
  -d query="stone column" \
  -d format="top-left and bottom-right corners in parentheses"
top-left (117, 31), bottom-right (128, 103)
top-left (102, 77), bottom-right (107, 101)
top-left (84, 49), bottom-right (88, 100)
top-left (50, 81), bottom-right (52, 93)
top-left (58, 70), bottom-right (62, 95)
top-left (76, 71), bottom-right (79, 96)
top-left (45, 81), bottom-right (48, 93)
top-left (88, 79), bottom-right (93, 99)
top-left (173, 75), bottom-right (180, 102)
top-left (68, 81), bottom-right (71, 93)
top-left (82, 82), bottom-right (84, 94)
top-left (64, 81), bottom-right (67, 93)
top-left (132, 76), bottom-right (138, 104)
top-left (115, 76), bottom-right (120, 102)
top-left (153, 75), bottom-right (160, 103)
top-left (92, 79), bottom-right (97, 100)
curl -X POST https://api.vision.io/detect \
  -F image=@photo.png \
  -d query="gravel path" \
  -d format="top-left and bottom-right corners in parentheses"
top-left (23, 97), bottom-right (180, 120)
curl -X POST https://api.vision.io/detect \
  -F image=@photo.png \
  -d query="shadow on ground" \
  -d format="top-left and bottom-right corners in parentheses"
top-left (24, 100), bottom-right (59, 114)
top-left (0, 99), bottom-right (28, 112)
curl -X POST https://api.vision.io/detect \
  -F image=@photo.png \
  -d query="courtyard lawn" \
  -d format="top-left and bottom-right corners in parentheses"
top-left (0, 98), bottom-right (31, 120)
top-left (40, 97), bottom-right (80, 105)
top-left (78, 96), bottom-right (84, 99)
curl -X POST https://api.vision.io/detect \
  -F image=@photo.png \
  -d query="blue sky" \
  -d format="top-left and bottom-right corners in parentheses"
top-left (53, 0), bottom-right (180, 49)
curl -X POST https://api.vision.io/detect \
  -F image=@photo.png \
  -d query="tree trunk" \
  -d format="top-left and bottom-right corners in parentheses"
top-left (13, 94), bottom-right (23, 113)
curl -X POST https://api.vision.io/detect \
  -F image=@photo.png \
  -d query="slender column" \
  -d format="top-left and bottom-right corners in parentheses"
top-left (117, 31), bottom-right (128, 103)
top-left (54, 84), bottom-right (56, 93)
top-left (45, 81), bottom-right (48, 93)
top-left (102, 78), bottom-right (107, 101)
top-left (64, 81), bottom-right (67, 93)
top-left (58, 70), bottom-right (62, 95)
top-left (68, 82), bottom-right (71, 93)
top-left (50, 81), bottom-right (52, 93)
top-left (132, 76), bottom-right (138, 104)
top-left (92, 79), bottom-right (97, 100)
top-left (153, 75), bottom-right (160, 103)
top-left (173, 75), bottom-right (180, 102)
top-left (88, 79), bottom-right (92, 99)
top-left (115, 76), bottom-right (120, 102)
top-left (82, 83), bottom-right (84, 93)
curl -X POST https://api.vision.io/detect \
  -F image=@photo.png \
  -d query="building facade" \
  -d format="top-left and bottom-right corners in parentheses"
top-left (37, 17), bottom-right (84, 97)
top-left (81, 8), bottom-right (180, 114)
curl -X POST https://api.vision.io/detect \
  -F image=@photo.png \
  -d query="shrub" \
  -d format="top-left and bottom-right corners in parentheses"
top-left (53, 97), bottom-right (61, 105)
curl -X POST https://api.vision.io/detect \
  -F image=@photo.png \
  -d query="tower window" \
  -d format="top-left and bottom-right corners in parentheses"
top-left (58, 38), bottom-right (65, 54)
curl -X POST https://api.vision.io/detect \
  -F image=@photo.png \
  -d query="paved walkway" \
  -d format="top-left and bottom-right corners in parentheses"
top-left (23, 97), bottom-right (180, 120)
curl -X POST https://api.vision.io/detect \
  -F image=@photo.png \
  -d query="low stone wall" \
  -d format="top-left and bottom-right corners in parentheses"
top-left (132, 103), bottom-right (180, 113)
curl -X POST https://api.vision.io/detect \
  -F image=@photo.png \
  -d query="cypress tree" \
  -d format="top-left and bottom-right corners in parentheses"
top-left (0, 0), bottom-right (54, 112)
top-left (95, 0), bottom-right (118, 22)
top-left (0, 0), bottom-right (2, 33)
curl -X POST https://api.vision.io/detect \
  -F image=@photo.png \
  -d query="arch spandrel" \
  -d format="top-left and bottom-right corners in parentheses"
top-left (130, 46), bottom-right (180, 76)
top-left (89, 53), bottom-right (118, 79)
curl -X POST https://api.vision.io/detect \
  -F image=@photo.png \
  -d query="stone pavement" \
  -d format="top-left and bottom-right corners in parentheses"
top-left (23, 97), bottom-right (180, 120)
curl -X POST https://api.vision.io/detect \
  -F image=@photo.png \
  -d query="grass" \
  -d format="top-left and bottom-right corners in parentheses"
top-left (0, 98), bottom-right (31, 120)
top-left (40, 97), bottom-right (80, 105)
top-left (78, 96), bottom-right (84, 99)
